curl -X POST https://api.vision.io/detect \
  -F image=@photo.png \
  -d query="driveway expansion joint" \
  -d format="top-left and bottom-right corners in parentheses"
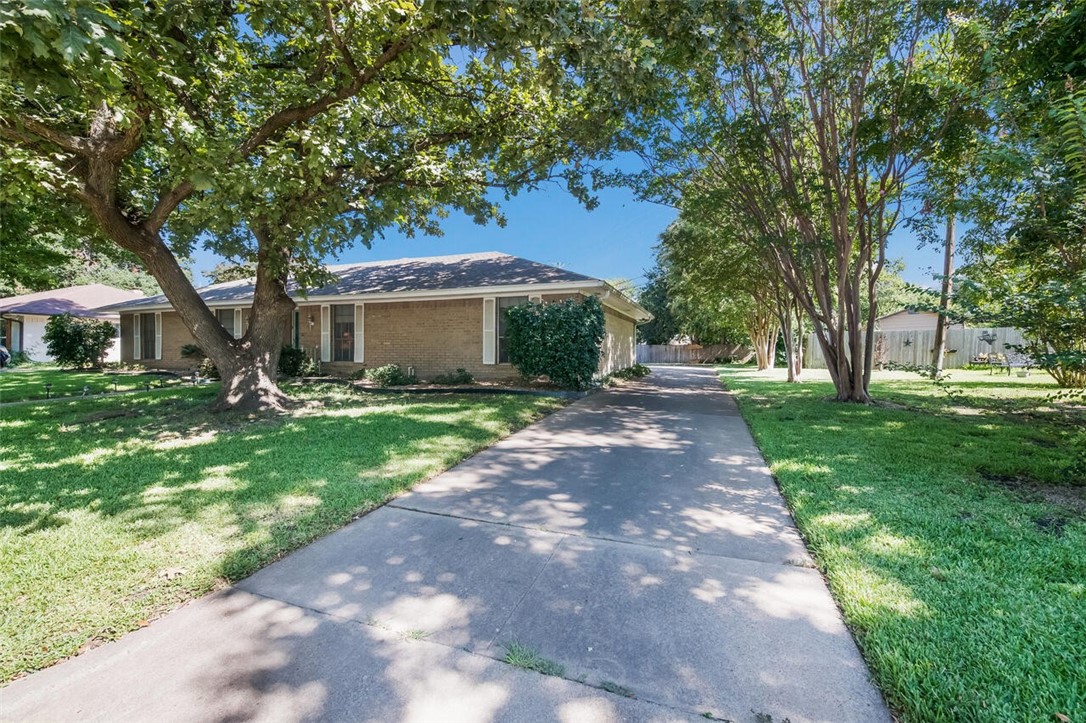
top-left (227, 582), bottom-right (702, 721)
top-left (388, 500), bottom-right (814, 570)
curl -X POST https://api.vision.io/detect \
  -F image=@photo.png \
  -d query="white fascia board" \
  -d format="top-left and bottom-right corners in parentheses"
top-left (296, 280), bottom-right (603, 305)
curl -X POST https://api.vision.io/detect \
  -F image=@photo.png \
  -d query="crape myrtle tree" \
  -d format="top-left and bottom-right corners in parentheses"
top-left (625, 0), bottom-right (970, 402)
top-left (658, 219), bottom-right (802, 376)
top-left (0, 1), bottom-right (655, 411)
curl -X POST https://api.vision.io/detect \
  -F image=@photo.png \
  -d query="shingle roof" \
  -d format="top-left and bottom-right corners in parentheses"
top-left (100, 252), bottom-right (601, 311)
top-left (0, 284), bottom-right (143, 318)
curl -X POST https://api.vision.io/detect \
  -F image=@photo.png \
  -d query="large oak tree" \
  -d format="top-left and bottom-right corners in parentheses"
top-left (0, 1), bottom-right (643, 410)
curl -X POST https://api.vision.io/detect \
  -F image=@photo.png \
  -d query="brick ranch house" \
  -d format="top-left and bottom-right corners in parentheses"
top-left (99, 252), bottom-right (651, 381)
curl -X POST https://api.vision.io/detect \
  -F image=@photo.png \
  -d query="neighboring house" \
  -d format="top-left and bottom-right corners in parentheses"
top-left (876, 309), bottom-right (965, 332)
top-left (0, 284), bottom-right (145, 362)
top-left (98, 252), bottom-right (652, 380)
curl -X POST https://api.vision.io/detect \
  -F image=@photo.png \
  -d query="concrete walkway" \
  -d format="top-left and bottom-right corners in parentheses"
top-left (2, 366), bottom-right (889, 723)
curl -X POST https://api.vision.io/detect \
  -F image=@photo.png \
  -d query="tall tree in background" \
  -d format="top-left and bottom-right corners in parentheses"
top-left (0, 2), bottom-right (647, 410)
top-left (636, 266), bottom-right (680, 345)
top-left (0, 197), bottom-right (162, 296)
top-left (659, 221), bottom-right (786, 372)
top-left (628, 0), bottom-right (968, 401)
top-left (953, 1), bottom-right (1086, 387)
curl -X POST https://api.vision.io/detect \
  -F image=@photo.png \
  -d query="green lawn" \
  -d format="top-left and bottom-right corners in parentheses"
top-left (0, 384), bottom-right (563, 682)
top-left (719, 366), bottom-right (1085, 723)
top-left (0, 367), bottom-right (184, 403)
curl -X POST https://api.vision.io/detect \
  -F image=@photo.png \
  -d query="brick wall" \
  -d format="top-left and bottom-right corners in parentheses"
top-left (119, 291), bottom-right (636, 381)
top-left (119, 310), bottom-right (291, 371)
top-left (296, 304), bottom-right (323, 361)
top-left (367, 297), bottom-right (525, 381)
top-left (296, 295), bottom-right (588, 381)
top-left (119, 311), bottom-right (198, 370)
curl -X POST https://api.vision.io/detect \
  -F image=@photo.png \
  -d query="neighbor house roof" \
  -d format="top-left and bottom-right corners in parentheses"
top-left (877, 309), bottom-right (937, 321)
top-left (98, 252), bottom-right (652, 321)
top-left (0, 284), bottom-right (143, 319)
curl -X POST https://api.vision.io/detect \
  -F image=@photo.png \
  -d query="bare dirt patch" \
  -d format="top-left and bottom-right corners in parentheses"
top-left (981, 471), bottom-right (1086, 516)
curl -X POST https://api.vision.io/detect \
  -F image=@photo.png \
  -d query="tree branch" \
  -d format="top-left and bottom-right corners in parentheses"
top-left (2, 114), bottom-right (89, 154)
top-left (236, 29), bottom-right (420, 158)
top-left (147, 181), bottom-right (195, 233)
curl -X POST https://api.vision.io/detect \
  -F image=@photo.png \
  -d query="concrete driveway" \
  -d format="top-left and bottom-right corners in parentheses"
top-left (2, 366), bottom-right (889, 723)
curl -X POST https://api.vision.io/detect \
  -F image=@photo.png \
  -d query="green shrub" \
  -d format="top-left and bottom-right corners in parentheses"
top-left (179, 344), bottom-right (218, 378)
top-left (277, 346), bottom-right (316, 377)
top-left (7, 350), bottom-right (31, 367)
top-left (364, 364), bottom-right (417, 386)
top-left (611, 363), bottom-right (651, 380)
top-left (43, 313), bottom-right (117, 368)
top-left (431, 368), bottom-right (474, 385)
top-left (506, 296), bottom-right (605, 390)
top-left (180, 343), bottom-right (206, 361)
top-left (196, 357), bottom-right (219, 379)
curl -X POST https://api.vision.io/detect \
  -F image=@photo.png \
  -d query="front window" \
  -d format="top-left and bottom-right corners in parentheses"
top-left (497, 296), bottom-right (529, 363)
top-left (332, 304), bottom-right (354, 362)
top-left (140, 313), bottom-right (156, 359)
top-left (7, 320), bottom-right (21, 353)
top-left (216, 309), bottom-right (235, 337)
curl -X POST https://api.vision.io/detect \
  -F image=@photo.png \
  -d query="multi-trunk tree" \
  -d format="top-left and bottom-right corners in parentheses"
top-left (1, 1), bottom-right (644, 410)
top-left (627, 0), bottom-right (969, 401)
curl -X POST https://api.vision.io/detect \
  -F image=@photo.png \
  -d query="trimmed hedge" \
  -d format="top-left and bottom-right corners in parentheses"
top-left (506, 296), bottom-right (605, 390)
top-left (278, 346), bottom-right (316, 377)
top-left (364, 364), bottom-right (418, 386)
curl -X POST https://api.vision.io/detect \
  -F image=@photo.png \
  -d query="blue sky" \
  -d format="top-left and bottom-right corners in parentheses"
top-left (190, 180), bottom-right (945, 290)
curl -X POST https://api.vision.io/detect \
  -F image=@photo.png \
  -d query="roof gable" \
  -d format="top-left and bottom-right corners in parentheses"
top-left (101, 252), bottom-right (599, 311)
top-left (0, 284), bottom-right (143, 317)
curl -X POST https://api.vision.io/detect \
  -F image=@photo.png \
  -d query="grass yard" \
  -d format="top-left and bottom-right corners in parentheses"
top-left (0, 383), bottom-right (563, 682)
top-left (0, 367), bottom-right (183, 403)
top-left (719, 366), bottom-right (1085, 723)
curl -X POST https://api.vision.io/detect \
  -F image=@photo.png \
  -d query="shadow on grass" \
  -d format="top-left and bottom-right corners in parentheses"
top-left (719, 366), bottom-right (1086, 721)
top-left (2, 365), bottom-right (892, 723)
top-left (3, 388), bottom-right (549, 571)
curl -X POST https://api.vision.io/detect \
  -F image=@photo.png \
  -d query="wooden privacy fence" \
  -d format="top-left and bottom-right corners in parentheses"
top-left (636, 343), bottom-right (752, 365)
top-left (804, 326), bottom-right (1028, 370)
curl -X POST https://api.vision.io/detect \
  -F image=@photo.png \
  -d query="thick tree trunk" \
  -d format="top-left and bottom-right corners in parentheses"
top-left (212, 231), bottom-right (298, 412)
top-left (213, 351), bottom-right (290, 412)
top-left (932, 209), bottom-right (955, 376)
top-left (86, 189), bottom-right (296, 411)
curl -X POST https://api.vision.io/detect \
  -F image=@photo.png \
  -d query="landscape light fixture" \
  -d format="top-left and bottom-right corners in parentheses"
top-left (44, 383), bottom-right (53, 399)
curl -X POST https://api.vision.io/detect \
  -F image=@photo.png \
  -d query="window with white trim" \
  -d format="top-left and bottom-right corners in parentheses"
top-left (332, 304), bottom-right (355, 362)
top-left (497, 296), bottom-right (529, 363)
top-left (139, 313), bottom-right (157, 360)
top-left (216, 308), bottom-right (236, 337)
